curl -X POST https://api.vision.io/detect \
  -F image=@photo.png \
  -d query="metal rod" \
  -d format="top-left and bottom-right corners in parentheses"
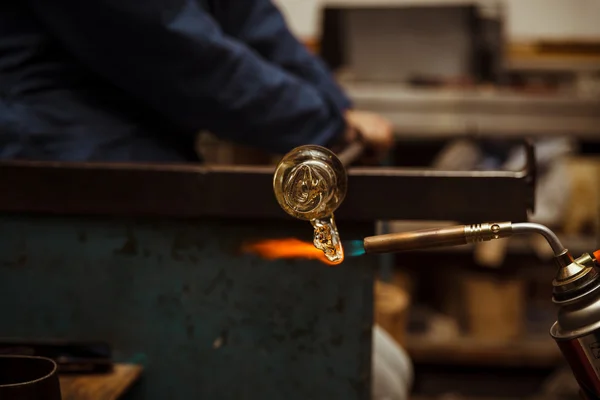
top-left (511, 222), bottom-right (566, 256)
top-left (363, 221), bottom-right (569, 257)
top-left (337, 141), bottom-right (365, 167)
top-left (363, 225), bottom-right (469, 254)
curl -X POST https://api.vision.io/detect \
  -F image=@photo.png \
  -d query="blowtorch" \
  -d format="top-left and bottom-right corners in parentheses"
top-left (362, 221), bottom-right (600, 400)
top-left (272, 143), bottom-right (600, 398)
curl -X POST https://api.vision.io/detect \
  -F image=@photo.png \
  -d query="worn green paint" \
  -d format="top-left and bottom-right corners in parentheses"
top-left (0, 216), bottom-right (375, 399)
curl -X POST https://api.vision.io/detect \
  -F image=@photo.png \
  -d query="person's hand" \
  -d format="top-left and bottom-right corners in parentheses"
top-left (344, 110), bottom-right (394, 162)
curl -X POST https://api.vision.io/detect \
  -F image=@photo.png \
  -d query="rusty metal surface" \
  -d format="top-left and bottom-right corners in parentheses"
top-left (0, 158), bottom-right (534, 222)
top-left (0, 216), bottom-right (375, 400)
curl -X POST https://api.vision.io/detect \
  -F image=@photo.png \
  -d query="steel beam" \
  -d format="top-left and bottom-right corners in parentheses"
top-left (0, 156), bottom-right (534, 222)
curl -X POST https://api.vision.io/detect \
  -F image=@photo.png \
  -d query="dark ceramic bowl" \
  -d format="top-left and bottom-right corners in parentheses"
top-left (0, 355), bottom-right (61, 399)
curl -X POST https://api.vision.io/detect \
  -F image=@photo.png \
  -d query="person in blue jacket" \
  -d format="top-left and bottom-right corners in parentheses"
top-left (0, 0), bottom-right (393, 162)
top-left (0, 1), bottom-right (409, 398)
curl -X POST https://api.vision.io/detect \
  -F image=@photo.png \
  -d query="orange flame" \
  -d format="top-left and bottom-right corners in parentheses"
top-left (242, 238), bottom-right (340, 266)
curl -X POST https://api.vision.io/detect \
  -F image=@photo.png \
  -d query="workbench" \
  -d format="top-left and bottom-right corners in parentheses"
top-left (59, 364), bottom-right (142, 400)
top-left (0, 160), bottom-right (534, 399)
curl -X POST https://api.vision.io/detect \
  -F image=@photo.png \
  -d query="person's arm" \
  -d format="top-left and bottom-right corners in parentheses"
top-left (27, 0), bottom-right (348, 154)
top-left (209, 0), bottom-right (352, 112)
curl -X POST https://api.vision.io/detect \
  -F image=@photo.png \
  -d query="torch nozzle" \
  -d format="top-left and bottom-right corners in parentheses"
top-left (363, 221), bottom-right (568, 258)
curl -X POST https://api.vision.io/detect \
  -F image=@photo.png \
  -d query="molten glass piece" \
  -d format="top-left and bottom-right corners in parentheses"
top-left (273, 145), bottom-right (348, 263)
top-left (311, 216), bottom-right (343, 264)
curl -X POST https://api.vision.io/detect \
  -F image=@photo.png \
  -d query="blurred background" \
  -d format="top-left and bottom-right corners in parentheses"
top-left (199, 1), bottom-right (600, 399)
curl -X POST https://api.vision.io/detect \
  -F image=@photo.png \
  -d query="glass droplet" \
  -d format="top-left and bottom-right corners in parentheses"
top-left (311, 215), bottom-right (343, 264)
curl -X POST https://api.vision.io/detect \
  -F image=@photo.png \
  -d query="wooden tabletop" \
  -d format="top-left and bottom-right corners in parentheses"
top-left (59, 364), bottom-right (143, 400)
top-left (404, 335), bottom-right (563, 368)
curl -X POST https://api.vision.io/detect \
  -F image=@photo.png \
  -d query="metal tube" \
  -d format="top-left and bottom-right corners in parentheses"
top-left (363, 225), bottom-right (468, 254)
top-left (363, 221), bottom-right (569, 257)
top-left (337, 141), bottom-right (365, 167)
top-left (363, 222), bottom-right (512, 254)
top-left (511, 222), bottom-right (566, 256)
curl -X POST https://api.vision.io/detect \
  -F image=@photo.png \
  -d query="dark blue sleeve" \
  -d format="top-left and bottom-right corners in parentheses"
top-left (27, 0), bottom-right (347, 154)
top-left (210, 0), bottom-right (353, 112)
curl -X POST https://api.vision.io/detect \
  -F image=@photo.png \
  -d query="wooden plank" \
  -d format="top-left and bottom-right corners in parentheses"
top-left (59, 364), bottom-right (142, 400)
top-left (509, 40), bottom-right (600, 57)
top-left (405, 335), bottom-right (563, 368)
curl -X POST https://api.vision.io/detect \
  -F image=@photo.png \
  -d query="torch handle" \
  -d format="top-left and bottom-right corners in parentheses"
top-left (363, 222), bottom-right (514, 254)
top-left (363, 225), bottom-right (469, 254)
top-left (362, 221), bottom-right (572, 258)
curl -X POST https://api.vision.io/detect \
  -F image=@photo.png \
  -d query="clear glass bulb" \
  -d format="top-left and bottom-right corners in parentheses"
top-left (273, 145), bottom-right (347, 220)
top-left (273, 145), bottom-right (347, 263)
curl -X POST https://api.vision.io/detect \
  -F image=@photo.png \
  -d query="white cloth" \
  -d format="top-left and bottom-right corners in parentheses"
top-left (372, 325), bottom-right (413, 400)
